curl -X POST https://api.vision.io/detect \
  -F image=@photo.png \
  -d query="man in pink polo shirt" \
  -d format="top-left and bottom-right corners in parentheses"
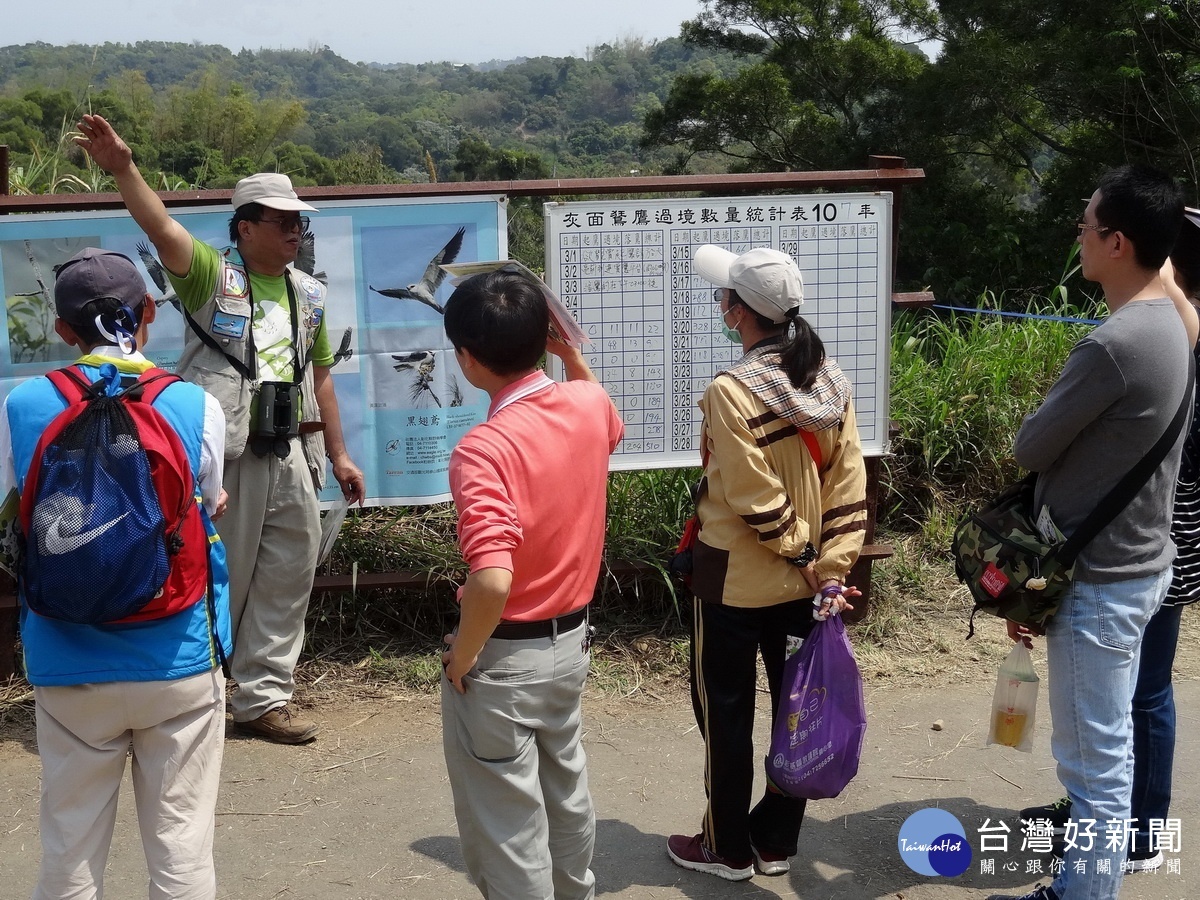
top-left (439, 268), bottom-right (623, 899)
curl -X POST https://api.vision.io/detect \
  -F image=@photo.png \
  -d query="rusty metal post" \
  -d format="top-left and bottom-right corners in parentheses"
top-left (0, 145), bottom-right (9, 199)
top-left (843, 456), bottom-right (883, 624)
top-left (869, 155), bottom-right (907, 284)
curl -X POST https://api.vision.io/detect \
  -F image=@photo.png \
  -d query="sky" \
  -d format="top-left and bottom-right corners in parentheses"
top-left (6, 0), bottom-right (706, 66)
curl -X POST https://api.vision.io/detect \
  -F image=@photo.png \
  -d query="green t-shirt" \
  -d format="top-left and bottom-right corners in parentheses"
top-left (169, 238), bottom-right (334, 375)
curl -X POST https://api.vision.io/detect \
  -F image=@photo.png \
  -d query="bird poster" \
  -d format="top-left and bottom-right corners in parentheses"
top-left (0, 196), bottom-right (507, 506)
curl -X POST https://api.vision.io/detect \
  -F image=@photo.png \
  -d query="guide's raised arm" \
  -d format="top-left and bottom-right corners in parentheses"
top-left (75, 114), bottom-right (194, 278)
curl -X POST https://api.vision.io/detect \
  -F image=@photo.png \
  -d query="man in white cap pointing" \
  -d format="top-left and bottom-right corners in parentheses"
top-left (76, 114), bottom-right (364, 744)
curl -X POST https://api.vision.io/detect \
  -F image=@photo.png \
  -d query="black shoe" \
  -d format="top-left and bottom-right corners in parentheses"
top-left (1019, 797), bottom-right (1070, 837)
top-left (1126, 848), bottom-right (1163, 873)
top-left (986, 884), bottom-right (1059, 900)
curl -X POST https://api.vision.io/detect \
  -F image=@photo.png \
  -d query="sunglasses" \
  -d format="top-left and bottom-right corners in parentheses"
top-left (257, 214), bottom-right (309, 234)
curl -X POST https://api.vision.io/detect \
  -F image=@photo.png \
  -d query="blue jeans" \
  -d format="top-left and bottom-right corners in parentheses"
top-left (1130, 601), bottom-right (1184, 856)
top-left (1046, 568), bottom-right (1170, 900)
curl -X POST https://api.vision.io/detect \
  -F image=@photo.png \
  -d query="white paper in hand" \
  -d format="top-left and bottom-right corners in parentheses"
top-left (318, 496), bottom-right (350, 566)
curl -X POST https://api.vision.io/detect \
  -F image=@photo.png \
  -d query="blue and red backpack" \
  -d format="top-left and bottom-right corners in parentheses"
top-left (18, 365), bottom-right (210, 625)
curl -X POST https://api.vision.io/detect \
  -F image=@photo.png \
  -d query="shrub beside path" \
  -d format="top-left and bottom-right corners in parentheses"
top-left (0, 658), bottom-right (1196, 898)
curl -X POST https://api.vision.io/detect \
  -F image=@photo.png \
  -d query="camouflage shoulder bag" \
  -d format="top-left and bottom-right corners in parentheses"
top-left (953, 474), bottom-right (1070, 637)
top-left (954, 376), bottom-right (1192, 638)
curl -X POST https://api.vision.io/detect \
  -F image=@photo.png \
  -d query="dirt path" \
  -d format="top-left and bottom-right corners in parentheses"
top-left (1, 663), bottom-right (1197, 899)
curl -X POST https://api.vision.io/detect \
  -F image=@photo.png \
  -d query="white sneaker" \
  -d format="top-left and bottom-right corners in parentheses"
top-left (751, 844), bottom-right (790, 875)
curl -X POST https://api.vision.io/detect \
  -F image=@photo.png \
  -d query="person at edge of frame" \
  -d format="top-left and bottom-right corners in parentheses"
top-left (1013, 204), bottom-right (1200, 879)
top-left (666, 244), bottom-right (868, 882)
top-left (0, 248), bottom-right (232, 899)
top-left (74, 114), bottom-right (365, 745)
top-left (439, 268), bottom-right (624, 899)
top-left (988, 165), bottom-right (1191, 900)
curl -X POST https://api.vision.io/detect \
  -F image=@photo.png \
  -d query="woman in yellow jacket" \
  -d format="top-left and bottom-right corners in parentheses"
top-left (668, 246), bottom-right (867, 881)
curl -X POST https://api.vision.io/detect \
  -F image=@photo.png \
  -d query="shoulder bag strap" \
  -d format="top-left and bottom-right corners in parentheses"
top-left (799, 429), bottom-right (823, 472)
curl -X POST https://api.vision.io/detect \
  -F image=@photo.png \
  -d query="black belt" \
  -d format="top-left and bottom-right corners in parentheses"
top-left (491, 607), bottom-right (587, 640)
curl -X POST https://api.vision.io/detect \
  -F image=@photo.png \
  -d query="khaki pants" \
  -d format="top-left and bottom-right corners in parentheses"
top-left (441, 620), bottom-right (596, 900)
top-left (219, 446), bottom-right (320, 720)
top-left (32, 670), bottom-right (225, 900)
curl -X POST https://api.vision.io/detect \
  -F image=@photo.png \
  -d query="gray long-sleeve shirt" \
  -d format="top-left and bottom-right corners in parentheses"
top-left (1014, 298), bottom-right (1192, 582)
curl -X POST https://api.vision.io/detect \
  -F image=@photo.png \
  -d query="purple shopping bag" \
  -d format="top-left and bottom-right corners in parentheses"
top-left (766, 614), bottom-right (867, 800)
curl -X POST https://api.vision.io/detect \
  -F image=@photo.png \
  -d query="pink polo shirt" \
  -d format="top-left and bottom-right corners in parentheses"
top-left (449, 371), bottom-right (624, 622)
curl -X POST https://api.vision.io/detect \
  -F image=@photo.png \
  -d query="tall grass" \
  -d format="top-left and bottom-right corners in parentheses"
top-left (312, 467), bottom-right (699, 649)
top-left (312, 296), bottom-right (1099, 652)
top-left (884, 296), bottom-right (1099, 541)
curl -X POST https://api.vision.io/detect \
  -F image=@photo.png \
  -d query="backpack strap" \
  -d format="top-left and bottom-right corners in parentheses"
top-left (126, 368), bottom-right (182, 405)
top-left (45, 366), bottom-right (96, 404)
top-left (203, 537), bottom-right (231, 678)
top-left (48, 366), bottom-right (181, 406)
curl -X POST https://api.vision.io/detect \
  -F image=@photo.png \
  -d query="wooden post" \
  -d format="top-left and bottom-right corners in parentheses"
top-left (0, 604), bottom-right (16, 679)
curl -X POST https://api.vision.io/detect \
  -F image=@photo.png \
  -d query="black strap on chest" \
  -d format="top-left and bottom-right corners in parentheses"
top-left (181, 267), bottom-right (305, 385)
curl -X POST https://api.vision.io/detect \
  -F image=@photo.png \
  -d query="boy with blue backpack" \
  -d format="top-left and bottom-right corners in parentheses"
top-left (0, 247), bottom-right (231, 900)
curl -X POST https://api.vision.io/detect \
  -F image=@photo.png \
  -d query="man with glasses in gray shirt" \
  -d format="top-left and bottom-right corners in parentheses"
top-left (989, 165), bottom-right (1191, 900)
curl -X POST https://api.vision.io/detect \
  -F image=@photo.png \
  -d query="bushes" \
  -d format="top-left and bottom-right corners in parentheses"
top-left (311, 299), bottom-right (1101, 646)
top-left (883, 299), bottom-right (1098, 539)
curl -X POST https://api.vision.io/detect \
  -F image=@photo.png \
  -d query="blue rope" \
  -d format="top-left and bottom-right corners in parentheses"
top-left (931, 304), bottom-right (1102, 326)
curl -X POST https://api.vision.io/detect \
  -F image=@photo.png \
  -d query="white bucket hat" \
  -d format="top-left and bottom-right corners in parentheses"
top-left (693, 245), bottom-right (804, 324)
top-left (230, 172), bottom-right (318, 212)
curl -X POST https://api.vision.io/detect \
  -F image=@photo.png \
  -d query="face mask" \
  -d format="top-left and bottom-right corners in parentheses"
top-left (721, 307), bottom-right (741, 343)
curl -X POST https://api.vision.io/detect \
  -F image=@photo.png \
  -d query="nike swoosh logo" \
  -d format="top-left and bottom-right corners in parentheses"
top-left (40, 512), bottom-right (130, 556)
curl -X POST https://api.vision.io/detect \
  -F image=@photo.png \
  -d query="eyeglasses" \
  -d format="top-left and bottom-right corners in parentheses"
top-left (257, 214), bottom-right (309, 234)
top-left (713, 289), bottom-right (725, 303)
top-left (1076, 219), bottom-right (1111, 237)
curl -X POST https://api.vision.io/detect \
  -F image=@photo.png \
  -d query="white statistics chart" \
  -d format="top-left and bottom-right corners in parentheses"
top-left (545, 193), bottom-right (892, 468)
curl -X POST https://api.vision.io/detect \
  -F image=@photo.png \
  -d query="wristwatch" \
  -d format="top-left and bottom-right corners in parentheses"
top-left (789, 542), bottom-right (817, 568)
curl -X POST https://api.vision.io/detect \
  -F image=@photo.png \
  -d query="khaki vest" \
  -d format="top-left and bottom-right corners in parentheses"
top-left (176, 249), bottom-right (327, 489)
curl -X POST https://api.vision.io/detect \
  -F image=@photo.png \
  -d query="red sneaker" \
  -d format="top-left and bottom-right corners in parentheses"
top-left (667, 833), bottom-right (753, 881)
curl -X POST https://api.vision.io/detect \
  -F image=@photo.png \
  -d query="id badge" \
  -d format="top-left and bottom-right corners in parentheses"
top-left (212, 310), bottom-right (249, 341)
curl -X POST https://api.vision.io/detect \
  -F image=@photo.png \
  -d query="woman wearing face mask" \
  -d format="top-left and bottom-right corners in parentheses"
top-left (667, 246), bottom-right (868, 882)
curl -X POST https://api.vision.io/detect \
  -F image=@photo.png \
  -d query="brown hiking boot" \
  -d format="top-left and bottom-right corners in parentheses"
top-left (234, 705), bottom-right (319, 744)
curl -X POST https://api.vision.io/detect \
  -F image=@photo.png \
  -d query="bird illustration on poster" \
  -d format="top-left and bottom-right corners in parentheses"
top-left (369, 226), bottom-right (465, 315)
top-left (135, 242), bottom-right (180, 312)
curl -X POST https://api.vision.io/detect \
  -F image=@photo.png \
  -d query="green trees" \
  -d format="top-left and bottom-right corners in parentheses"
top-left (8, 20), bottom-right (1191, 297)
top-left (645, 0), bottom-right (936, 171)
top-left (643, 0), bottom-right (1200, 300)
top-left (0, 38), bottom-right (718, 193)
top-left (930, 0), bottom-right (1200, 274)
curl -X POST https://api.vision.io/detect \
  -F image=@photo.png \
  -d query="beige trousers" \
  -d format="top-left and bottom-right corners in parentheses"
top-left (32, 670), bottom-right (225, 900)
top-left (441, 621), bottom-right (596, 900)
top-left (218, 445), bottom-right (320, 720)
